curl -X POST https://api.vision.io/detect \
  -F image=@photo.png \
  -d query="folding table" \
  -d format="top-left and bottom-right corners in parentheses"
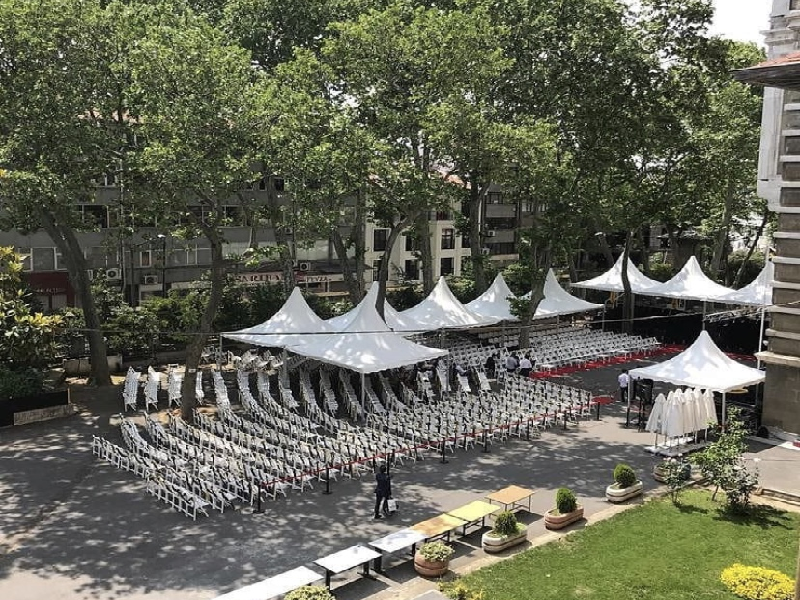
top-left (314, 544), bottom-right (382, 589)
top-left (410, 513), bottom-right (467, 542)
top-left (210, 566), bottom-right (322, 600)
top-left (446, 500), bottom-right (500, 536)
top-left (368, 527), bottom-right (428, 573)
top-left (486, 485), bottom-right (536, 513)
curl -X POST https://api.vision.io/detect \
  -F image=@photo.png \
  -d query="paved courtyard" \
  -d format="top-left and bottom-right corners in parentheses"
top-left (1, 355), bottom-right (797, 600)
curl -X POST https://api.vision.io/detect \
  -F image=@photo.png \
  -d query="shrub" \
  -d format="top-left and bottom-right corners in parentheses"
top-left (614, 463), bottom-right (637, 488)
top-left (555, 487), bottom-right (577, 514)
top-left (720, 563), bottom-right (793, 600)
top-left (418, 541), bottom-right (454, 562)
top-left (440, 579), bottom-right (485, 600)
top-left (284, 585), bottom-right (336, 600)
top-left (492, 510), bottom-right (520, 537)
top-left (0, 365), bottom-right (44, 398)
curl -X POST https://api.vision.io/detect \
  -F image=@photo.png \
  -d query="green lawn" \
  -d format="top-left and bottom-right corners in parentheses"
top-left (457, 491), bottom-right (799, 600)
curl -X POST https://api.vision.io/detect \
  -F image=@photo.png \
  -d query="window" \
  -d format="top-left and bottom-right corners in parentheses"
top-left (55, 249), bottom-right (67, 271)
top-left (32, 247), bottom-right (56, 271)
top-left (440, 257), bottom-right (454, 276)
top-left (404, 234), bottom-right (418, 252)
top-left (139, 250), bottom-right (152, 268)
top-left (441, 228), bottom-right (455, 250)
top-left (80, 204), bottom-right (109, 228)
top-left (17, 247), bottom-right (32, 272)
top-left (487, 192), bottom-right (502, 204)
top-left (372, 258), bottom-right (383, 273)
top-left (222, 205), bottom-right (247, 226)
top-left (461, 235), bottom-right (471, 249)
top-left (273, 177), bottom-right (285, 192)
top-left (435, 210), bottom-right (451, 221)
top-left (373, 228), bottom-right (388, 252)
top-left (404, 260), bottom-right (419, 280)
top-left (169, 246), bottom-right (198, 267)
top-left (85, 246), bottom-right (119, 269)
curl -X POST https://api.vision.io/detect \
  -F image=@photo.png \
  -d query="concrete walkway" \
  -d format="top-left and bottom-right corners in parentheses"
top-left (0, 355), bottom-right (797, 600)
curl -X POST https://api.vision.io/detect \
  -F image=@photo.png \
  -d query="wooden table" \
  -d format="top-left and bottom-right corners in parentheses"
top-left (409, 513), bottom-right (467, 542)
top-left (210, 566), bottom-right (322, 600)
top-left (447, 500), bottom-right (501, 536)
top-left (369, 528), bottom-right (428, 573)
top-left (314, 545), bottom-right (382, 589)
top-left (486, 485), bottom-right (536, 513)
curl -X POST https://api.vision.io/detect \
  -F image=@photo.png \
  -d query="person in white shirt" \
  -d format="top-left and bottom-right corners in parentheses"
top-left (618, 369), bottom-right (630, 403)
top-left (518, 355), bottom-right (533, 377)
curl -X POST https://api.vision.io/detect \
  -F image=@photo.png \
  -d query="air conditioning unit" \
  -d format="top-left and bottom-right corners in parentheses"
top-left (142, 274), bottom-right (159, 285)
top-left (481, 248), bottom-right (491, 256)
top-left (298, 261), bottom-right (311, 272)
top-left (106, 267), bottom-right (122, 281)
top-left (485, 230), bottom-right (497, 237)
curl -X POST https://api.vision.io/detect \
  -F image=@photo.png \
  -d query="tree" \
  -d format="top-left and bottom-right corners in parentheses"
top-left (125, 2), bottom-right (263, 418)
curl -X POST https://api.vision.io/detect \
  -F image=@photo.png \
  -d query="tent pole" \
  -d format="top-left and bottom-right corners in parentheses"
top-left (756, 305), bottom-right (766, 369)
top-left (702, 301), bottom-right (707, 331)
top-left (360, 372), bottom-right (366, 417)
top-left (282, 349), bottom-right (288, 385)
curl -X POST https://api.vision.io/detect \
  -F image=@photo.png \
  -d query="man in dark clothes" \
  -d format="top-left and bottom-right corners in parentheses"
top-left (374, 464), bottom-right (392, 519)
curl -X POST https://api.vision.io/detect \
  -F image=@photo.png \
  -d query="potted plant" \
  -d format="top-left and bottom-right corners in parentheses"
top-left (285, 585), bottom-right (335, 600)
top-left (653, 456), bottom-right (691, 483)
top-left (481, 510), bottom-right (528, 553)
top-left (414, 540), bottom-right (455, 577)
top-left (606, 463), bottom-right (643, 503)
top-left (544, 487), bottom-right (584, 530)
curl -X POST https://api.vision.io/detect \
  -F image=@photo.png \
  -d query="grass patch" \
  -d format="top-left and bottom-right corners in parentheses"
top-left (457, 490), bottom-right (798, 600)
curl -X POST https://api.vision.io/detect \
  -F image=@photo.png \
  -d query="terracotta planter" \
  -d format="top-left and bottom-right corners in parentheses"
top-left (481, 526), bottom-right (528, 553)
top-left (605, 480), bottom-right (643, 503)
top-left (543, 506), bottom-right (584, 530)
top-left (413, 552), bottom-right (449, 577)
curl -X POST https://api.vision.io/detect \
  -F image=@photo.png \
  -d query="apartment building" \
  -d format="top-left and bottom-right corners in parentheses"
top-left (2, 177), bottom-right (527, 308)
top-left (732, 0), bottom-right (800, 434)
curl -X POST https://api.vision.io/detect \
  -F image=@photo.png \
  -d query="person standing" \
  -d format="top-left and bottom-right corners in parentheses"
top-left (484, 353), bottom-right (497, 379)
top-left (518, 354), bottom-right (533, 378)
top-left (504, 354), bottom-right (518, 374)
top-left (374, 464), bottom-right (392, 519)
top-left (618, 369), bottom-right (630, 403)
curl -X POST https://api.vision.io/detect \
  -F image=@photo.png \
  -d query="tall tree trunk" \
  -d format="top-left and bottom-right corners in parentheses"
top-left (567, 247), bottom-right (579, 282)
top-left (709, 180), bottom-right (736, 278)
top-left (266, 183), bottom-right (295, 293)
top-left (331, 228), bottom-right (361, 304)
top-left (732, 206), bottom-right (769, 288)
top-left (637, 226), bottom-right (650, 275)
top-left (620, 231), bottom-right (634, 335)
top-left (595, 230), bottom-right (615, 268)
top-left (518, 246), bottom-right (550, 349)
top-left (376, 213), bottom-right (417, 320)
top-left (180, 230), bottom-right (226, 421)
top-left (353, 188), bottom-right (366, 299)
top-left (38, 208), bottom-right (111, 386)
top-left (467, 176), bottom-right (489, 293)
top-left (416, 211), bottom-right (434, 295)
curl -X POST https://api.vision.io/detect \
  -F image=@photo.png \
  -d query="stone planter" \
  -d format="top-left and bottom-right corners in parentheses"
top-left (543, 506), bottom-right (584, 530)
top-left (413, 551), bottom-right (449, 577)
top-left (653, 463), bottom-right (691, 484)
top-left (605, 480), bottom-right (643, 503)
top-left (481, 525), bottom-right (528, 553)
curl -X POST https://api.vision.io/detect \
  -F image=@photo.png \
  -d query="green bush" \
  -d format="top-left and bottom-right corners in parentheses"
top-left (492, 510), bottom-right (520, 537)
top-left (284, 585), bottom-right (335, 600)
top-left (0, 365), bottom-right (44, 399)
top-left (418, 541), bottom-right (454, 562)
top-left (614, 463), bottom-right (637, 487)
top-left (555, 487), bottom-right (577, 514)
top-left (720, 563), bottom-right (793, 600)
top-left (440, 579), bottom-right (485, 600)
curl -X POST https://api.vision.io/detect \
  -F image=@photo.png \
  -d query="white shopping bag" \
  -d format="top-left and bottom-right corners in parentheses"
top-left (386, 498), bottom-right (398, 513)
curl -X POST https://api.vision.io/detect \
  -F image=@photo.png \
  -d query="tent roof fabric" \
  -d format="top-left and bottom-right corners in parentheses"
top-left (397, 277), bottom-right (500, 332)
top-left (629, 330), bottom-right (765, 392)
top-left (327, 283), bottom-right (419, 332)
top-left (534, 270), bottom-right (604, 318)
top-left (289, 294), bottom-right (447, 373)
top-left (221, 287), bottom-right (335, 348)
top-left (638, 256), bottom-right (735, 302)
top-left (466, 273), bottom-right (518, 321)
top-left (718, 261), bottom-right (774, 306)
top-left (571, 255), bottom-right (661, 293)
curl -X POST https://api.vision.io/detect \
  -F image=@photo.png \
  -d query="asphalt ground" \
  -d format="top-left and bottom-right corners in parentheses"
top-left (0, 353), bottom-right (797, 600)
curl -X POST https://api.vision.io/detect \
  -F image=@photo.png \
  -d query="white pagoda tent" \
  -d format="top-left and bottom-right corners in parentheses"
top-left (466, 273), bottom-right (518, 322)
top-left (571, 254), bottom-right (661, 294)
top-left (396, 277), bottom-right (500, 332)
top-left (326, 283), bottom-right (419, 332)
top-left (638, 256), bottom-right (735, 302)
top-left (718, 261), bottom-right (774, 306)
top-left (221, 287), bottom-right (335, 348)
top-left (290, 291), bottom-right (448, 373)
top-left (533, 270), bottom-right (604, 318)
